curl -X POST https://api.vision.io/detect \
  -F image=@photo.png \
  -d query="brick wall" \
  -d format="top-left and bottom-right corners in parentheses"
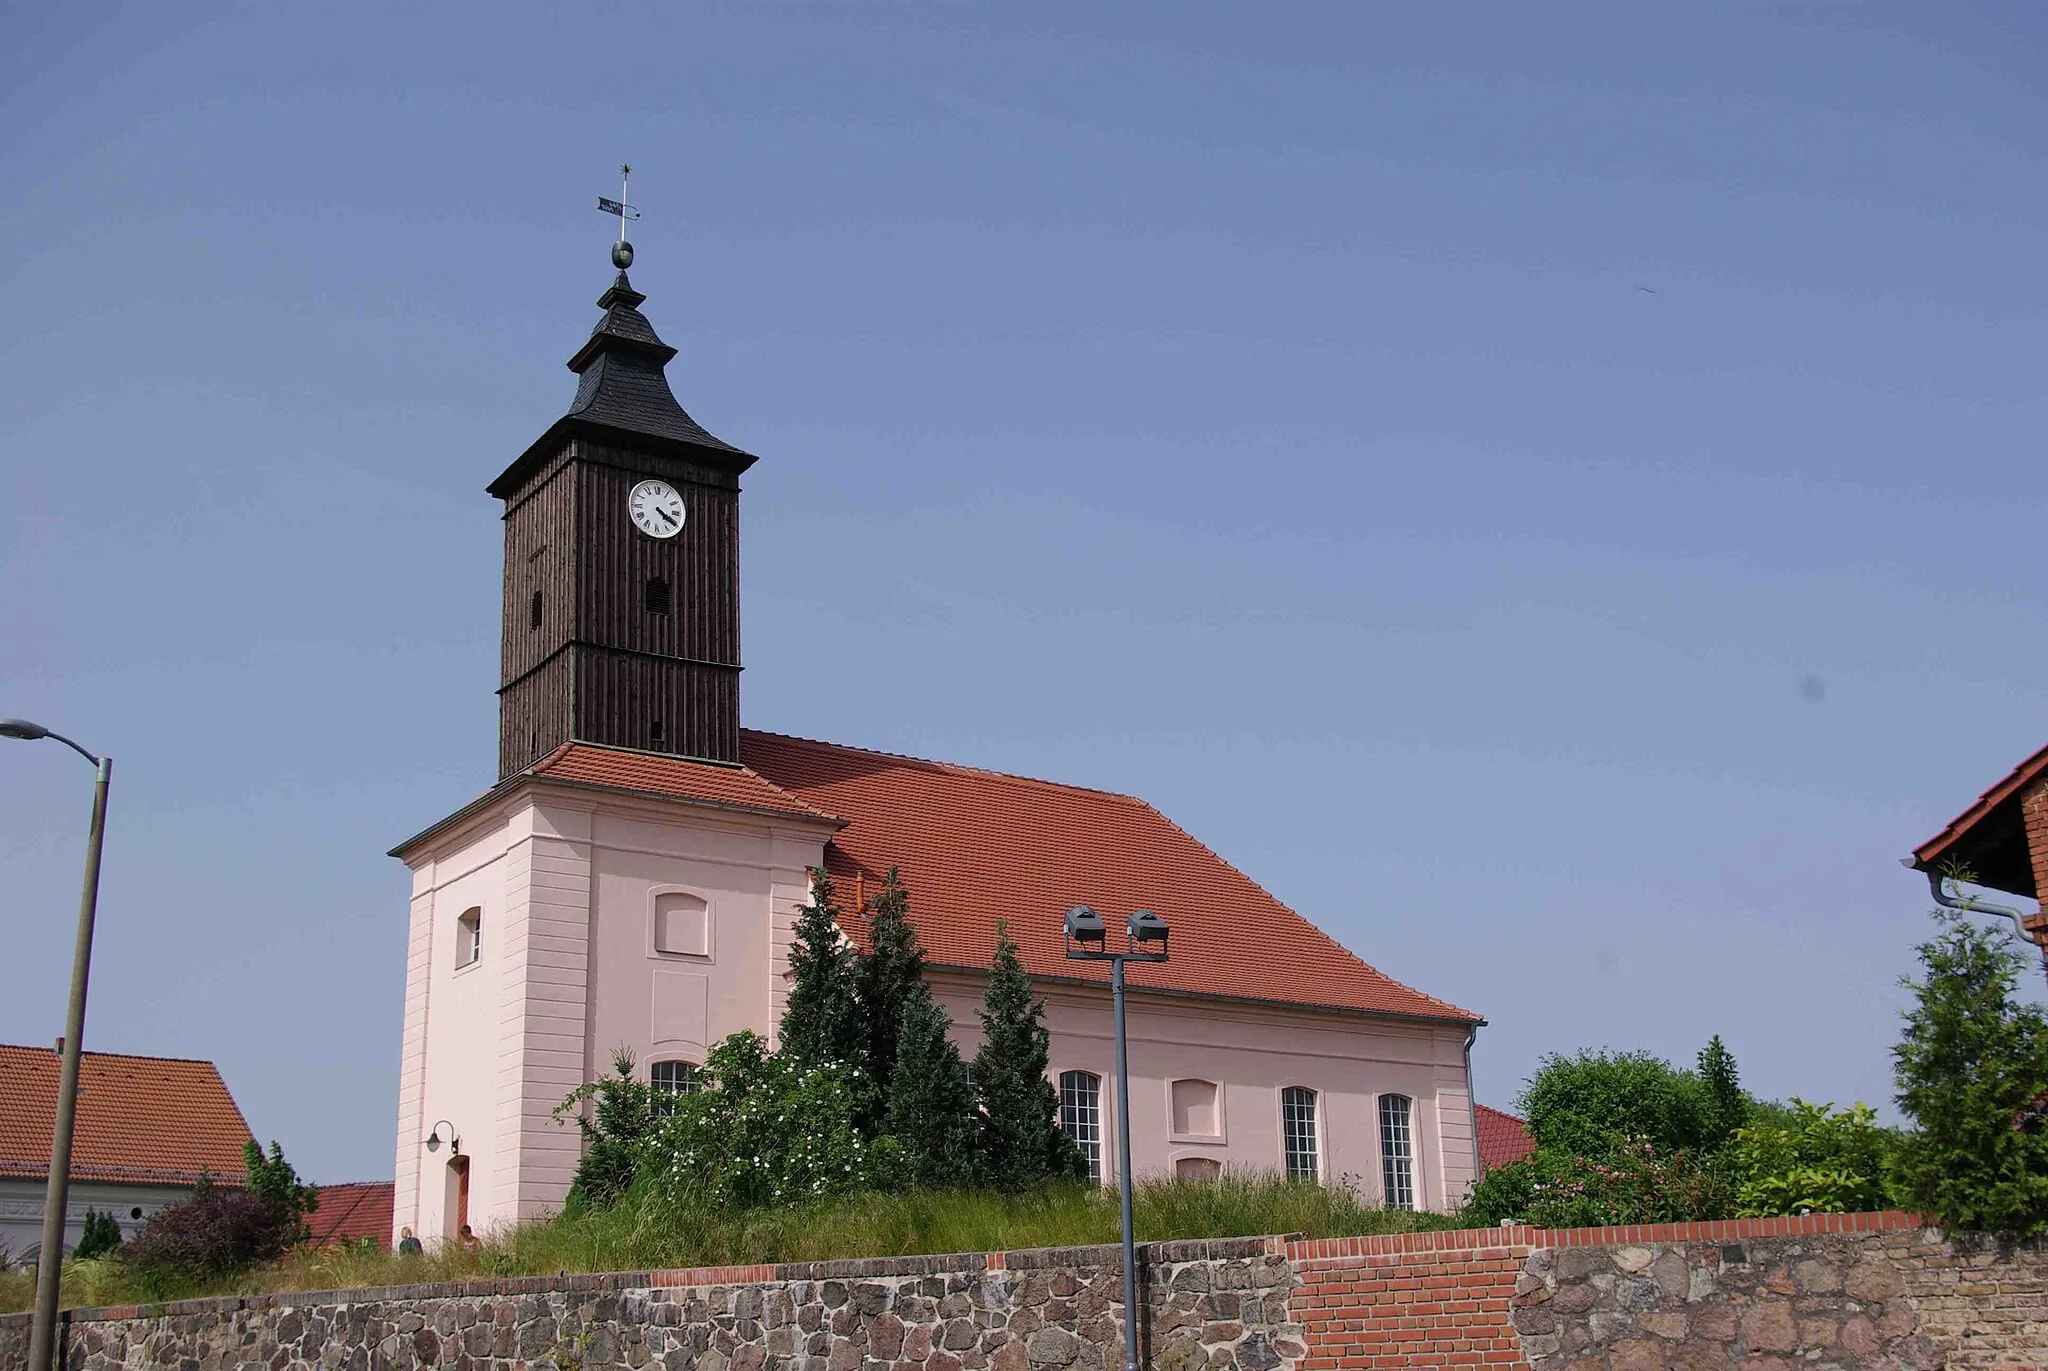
top-left (1291, 1240), bottom-right (1523, 1369)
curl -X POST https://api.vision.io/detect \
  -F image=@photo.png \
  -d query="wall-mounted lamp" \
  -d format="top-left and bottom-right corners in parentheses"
top-left (424, 1120), bottom-right (460, 1154)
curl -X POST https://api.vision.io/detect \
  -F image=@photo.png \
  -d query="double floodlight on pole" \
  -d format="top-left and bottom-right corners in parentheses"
top-left (3, 719), bottom-right (113, 1371)
top-left (1063, 905), bottom-right (1169, 1371)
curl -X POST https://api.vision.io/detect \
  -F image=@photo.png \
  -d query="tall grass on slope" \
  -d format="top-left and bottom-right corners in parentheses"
top-left (0, 1173), bottom-right (1448, 1313)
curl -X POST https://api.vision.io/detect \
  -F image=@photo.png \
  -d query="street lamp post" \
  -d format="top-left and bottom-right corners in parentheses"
top-left (1064, 905), bottom-right (1169, 1371)
top-left (3, 719), bottom-right (113, 1371)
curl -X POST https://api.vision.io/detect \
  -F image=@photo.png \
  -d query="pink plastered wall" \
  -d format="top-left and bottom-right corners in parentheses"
top-left (393, 782), bottom-right (836, 1241)
top-left (926, 970), bottom-right (1477, 1211)
top-left (396, 786), bottom-right (1480, 1239)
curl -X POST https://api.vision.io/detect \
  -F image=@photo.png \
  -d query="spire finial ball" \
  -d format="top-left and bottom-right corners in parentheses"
top-left (612, 240), bottom-right (635, 270)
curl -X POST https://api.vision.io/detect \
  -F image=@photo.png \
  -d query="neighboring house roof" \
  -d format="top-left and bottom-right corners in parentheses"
top-left (739, 729), bottom-right (1480, 1024)
top-left (0, 1044), bottom-right (254, 1185)
top-left (1911, 740), bottom-right (2048, 900)
top-left (304, 1181), bottom-right (394, 1248)
top-left (1476, 1104), bottom-right (1535, 1172)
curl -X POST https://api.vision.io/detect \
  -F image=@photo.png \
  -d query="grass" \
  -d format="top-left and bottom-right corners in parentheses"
top-left (0, 1173), bottom-right (1451, 1314)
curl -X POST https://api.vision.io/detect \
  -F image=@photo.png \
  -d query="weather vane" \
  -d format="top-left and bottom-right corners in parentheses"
top-left (598, 163), bottom-right (640, 269)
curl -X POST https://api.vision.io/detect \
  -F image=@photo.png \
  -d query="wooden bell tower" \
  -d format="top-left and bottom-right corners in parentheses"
top-left (487, 244), bottom-right (757, 778)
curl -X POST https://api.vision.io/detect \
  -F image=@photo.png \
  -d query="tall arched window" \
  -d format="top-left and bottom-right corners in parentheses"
top-left (455, 907), bottom-right (482, 969)
top-left (1379, 1094), bottom-right (1415, 1210)
top-left (1059, 1070), bottom-right (1103, 1182)
top-left (1280, 1086), bottom-right (1319, 1182)
top-left (650, 1060), bottom-right (702, 1115)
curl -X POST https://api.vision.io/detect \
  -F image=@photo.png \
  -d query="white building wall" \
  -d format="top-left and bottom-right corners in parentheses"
top-left (0, 1179), bottom-right (190, 1262)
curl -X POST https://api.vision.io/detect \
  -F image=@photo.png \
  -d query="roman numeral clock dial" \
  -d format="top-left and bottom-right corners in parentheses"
top-left (629, 479), bottom-right (686, 538)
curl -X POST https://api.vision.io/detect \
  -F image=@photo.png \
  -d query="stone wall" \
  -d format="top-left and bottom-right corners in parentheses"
top-left (8, 1214), bottom-right (2047, 1371)
top-left (1290, 1212), bottom-right (2048, 1370)
top-left (0, 1239), bottom-right (1300, 1371)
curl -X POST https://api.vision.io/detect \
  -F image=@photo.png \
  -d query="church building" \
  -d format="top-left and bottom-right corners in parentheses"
top-left (389, 239), bottom-right (1485, 1242)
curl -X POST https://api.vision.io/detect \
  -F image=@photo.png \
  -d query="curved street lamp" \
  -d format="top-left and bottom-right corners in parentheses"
top-left (1063, 905), bottom-right (1169, 1371)
top-left (3, 720), bottom-right (112, 1371)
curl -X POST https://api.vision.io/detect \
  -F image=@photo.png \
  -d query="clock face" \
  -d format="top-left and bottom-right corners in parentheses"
top-left (629, 479), bottom-right (686, 539)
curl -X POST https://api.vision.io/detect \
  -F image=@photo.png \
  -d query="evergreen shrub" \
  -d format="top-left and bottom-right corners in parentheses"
top-left (1892, 909), bottom-right (2048, 1236)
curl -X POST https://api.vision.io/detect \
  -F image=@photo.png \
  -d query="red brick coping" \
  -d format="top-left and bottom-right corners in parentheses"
top-left (1282, 1209), bottom-right (1924, 1263)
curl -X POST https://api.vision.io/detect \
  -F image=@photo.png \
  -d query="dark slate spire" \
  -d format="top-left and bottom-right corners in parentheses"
top-left (489, 246), bottom-right (756, 498)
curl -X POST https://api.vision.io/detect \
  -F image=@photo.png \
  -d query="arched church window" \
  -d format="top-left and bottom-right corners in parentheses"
top-left (1281, 1086), bottom-right (1319, 1182)
top-left (651, 1060), bottom-right (702, 1115)
top-left (1379, 1094), bottom-right (1415, 1211)
top-left (1059, 1070), bottom-right (1102, 1183)
top-left (456, 907), bottom-right (482, 968)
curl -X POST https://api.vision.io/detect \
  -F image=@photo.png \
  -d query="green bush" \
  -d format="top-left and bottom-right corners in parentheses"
top-left (1730, 1098), bottom-right (1897, 1218)
top-left (118, 1141), bottom-right (315, 1296)
top-left (1892, 909), bottom-right (2048, 1236)
top-left (1460, 1139), bottom-right (1728, 1229)
top-left (1520, 1049), bottom-right (1713, 1157)
top-left (653, 1031), bottom-right (901, 1209)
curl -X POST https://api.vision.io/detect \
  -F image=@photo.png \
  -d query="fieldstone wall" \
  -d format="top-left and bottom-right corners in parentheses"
top-left (10, 1215), bottom-right (2048, 1371)
top-left (0, 1238), bottom-right (1301, 1371)
top-left (1291, 1212), bottom-right (2048, 1371)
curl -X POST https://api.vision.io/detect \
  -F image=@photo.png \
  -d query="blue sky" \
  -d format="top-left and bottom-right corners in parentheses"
top-left (3, 2), bottom-right (2045, 1183)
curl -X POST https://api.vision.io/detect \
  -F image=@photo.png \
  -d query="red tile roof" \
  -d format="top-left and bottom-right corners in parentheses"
top-left (304, 1181), bottom-right (394, 1248)
top-left (1911, 740), bottom-right (2048, 900)
top-left (1476, 1104), bottom-right (1535, 1172)
top-left (531, 743), bottom-right (840, 824)
top-left (738, 730), bottom-right (1479, 1023)
top-left (0, 1044), bottom-right (254, 1185)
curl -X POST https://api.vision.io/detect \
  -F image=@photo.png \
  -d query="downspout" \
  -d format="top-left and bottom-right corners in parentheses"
top-left (1903, 858), bottom-right (2044, 948)
top-left (1463, 1025), bottom-right (1482, 1198)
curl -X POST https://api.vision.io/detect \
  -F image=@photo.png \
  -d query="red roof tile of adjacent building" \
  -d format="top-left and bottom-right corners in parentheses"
top-left (531, 743), bottom-right (840, 825)
top-left (738, 730), bottom-right (1479, 1023)
top-left (0, 1044), bottom-right (254, 1185)
top-left (304, 1181), bottom-right (395, 1248)
top-left (1476, 1104), bottom-right (1535, 1172)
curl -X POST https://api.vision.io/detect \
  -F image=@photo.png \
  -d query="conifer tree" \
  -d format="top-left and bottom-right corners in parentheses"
top-left (554, 1047), bottom-right (656, 1209)
top-left (1696, 1035), bottom-right (1749, 1149)
top-left (857, 869), bottom-right (926, 1109)
top-left (974, 920), bottom-right (1086, 1187)
top-left (72, 1208), bottom-right (122, 1260)
top-left (1893, 910), bottom-right (2048, 1236)
top-left (781, 870), bottom-right (864, 1072)
top-left (887, 987), bottom-right (981, 1188)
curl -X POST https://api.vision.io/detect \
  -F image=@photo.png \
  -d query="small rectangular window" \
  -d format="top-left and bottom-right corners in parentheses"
top-left (1281, 1086), bottom-right (1319, 1183)
top-left (455, 907), bottom-right (482, 969)
top-left (1060, 1071), bottom-right (1103, 1183)
top-left (1380, 1095), bottom-right (1415, 1210)
top-left (529, 591), bottom-right (543, 629)
top-left (644, 577), bottom-right (671, 615)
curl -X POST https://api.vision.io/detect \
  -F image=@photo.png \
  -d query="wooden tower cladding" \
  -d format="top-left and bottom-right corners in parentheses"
top-left (489, 259), bottom-right (759, 778)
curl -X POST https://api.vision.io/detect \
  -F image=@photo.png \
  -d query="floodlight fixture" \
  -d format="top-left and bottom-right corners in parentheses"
top-left (1064, 904), bottom-right (1107, 957)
